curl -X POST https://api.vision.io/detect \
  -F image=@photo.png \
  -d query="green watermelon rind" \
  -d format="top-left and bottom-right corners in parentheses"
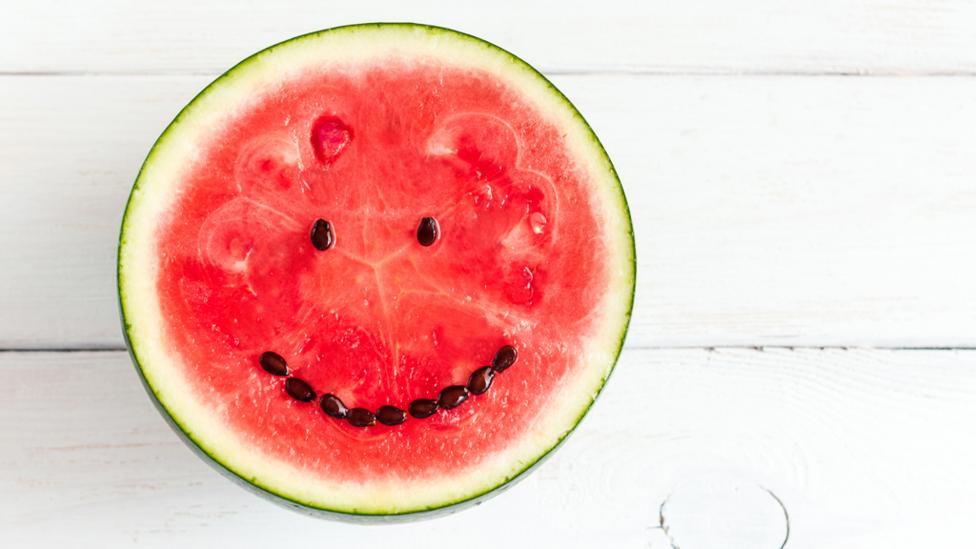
top-left (117, 22), bottom-right (635, 521)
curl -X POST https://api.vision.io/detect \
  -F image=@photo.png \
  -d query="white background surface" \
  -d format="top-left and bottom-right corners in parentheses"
top-left (2, 2), bottom-right (975, 547)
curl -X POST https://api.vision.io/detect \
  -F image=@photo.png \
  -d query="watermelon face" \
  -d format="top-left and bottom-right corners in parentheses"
top-left (118, 24), bottom-right (634, 519)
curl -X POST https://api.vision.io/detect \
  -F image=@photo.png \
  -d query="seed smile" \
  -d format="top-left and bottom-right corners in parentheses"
top-left (259, 344), bottom-right (518, 428)
top-left (287, 214), bottom-right (517, 427)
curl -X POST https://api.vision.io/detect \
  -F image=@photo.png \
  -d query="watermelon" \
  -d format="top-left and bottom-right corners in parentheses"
top-left (118, 23), bottom-right (634, 519)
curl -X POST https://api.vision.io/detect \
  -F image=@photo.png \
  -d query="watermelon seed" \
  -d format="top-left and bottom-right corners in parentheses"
top-left (408, 399), bottom-right (439, 419)
top-left (284, 377), bottom-right (316, 402)
top-left (310, 219), bottom-right (334, 251)
top-left (492, 345), bottom-right (518, 372)
top-left (439, 385), bottom-right (469, 410)
top-left (417, 216), bottom-right (439, 246)
top-left (376, 405), bottom-right (407, 426)
top-left (347, 407), bottom-right (376, 427)
top-left (467, 366), bottom-right (495, 395)
top-left (259, 351), bottom-right (288, 376)
top-left (320, 393), bottom-right (348, 419)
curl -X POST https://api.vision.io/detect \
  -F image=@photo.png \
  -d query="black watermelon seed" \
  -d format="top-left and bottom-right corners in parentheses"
top-left (347, 407), bottom-right (376, 427)
top-left (408, 399), bottom-right (439, 419)
top-left (284, 377), bottom-right (316, 402)
top-left (467, 366), bottom-right (495, 395)
top-left (259, 351), bottom-right (288, 376)
top-left (376, 405), bottom-right (407, 426)
top-left (319, 393), bottom-right (348, 419)
top-left (492, 345), bottom-right (518, 372)
top-left (310, 219), bottom-right (334, 251)
top-left (439, 385), bottom-right (469, 410)
top-left (417, 216), bottom-right (439, 246)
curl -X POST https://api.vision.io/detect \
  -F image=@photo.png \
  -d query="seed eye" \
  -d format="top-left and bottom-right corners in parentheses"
top-left (417, 216), bottom-right (439, 246)
top-left (311, 219), bottom-right (334, 251)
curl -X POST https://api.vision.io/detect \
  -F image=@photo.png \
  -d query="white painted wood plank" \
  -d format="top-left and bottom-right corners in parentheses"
top-left (3, 74), bottom-right (976, 348)
top-left (3, 0), bottom-right (976, 75)
top-left (2, 349), bottom-right (974, 548)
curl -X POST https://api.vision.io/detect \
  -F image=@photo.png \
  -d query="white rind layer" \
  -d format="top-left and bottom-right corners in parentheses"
top-left (118, 23), bottom-right (634, 516)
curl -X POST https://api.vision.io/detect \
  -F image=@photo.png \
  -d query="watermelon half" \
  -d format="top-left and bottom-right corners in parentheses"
top-left (118, 23), bottom-right (634, 520)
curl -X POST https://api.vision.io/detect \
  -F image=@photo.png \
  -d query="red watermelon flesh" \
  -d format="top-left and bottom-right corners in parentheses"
top-left (119, 24), bottom-right (634, 517)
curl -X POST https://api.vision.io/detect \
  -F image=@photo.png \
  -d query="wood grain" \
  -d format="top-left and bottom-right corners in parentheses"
top-left (3, 0), bottom-right (976, 75)
top-left (2, 348), bottom-right (974, 548)
top-left (2, 74), bottom-right (975, 348)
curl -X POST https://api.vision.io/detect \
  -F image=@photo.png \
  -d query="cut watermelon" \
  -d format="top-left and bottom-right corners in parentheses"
top-left (118, 23), bottom-right (634, 519)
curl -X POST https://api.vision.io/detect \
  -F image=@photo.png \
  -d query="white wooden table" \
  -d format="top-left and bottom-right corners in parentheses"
top-left (3, 2), bottom-right (976, 547)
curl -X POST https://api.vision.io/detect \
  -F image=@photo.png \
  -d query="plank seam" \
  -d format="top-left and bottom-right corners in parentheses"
top-left (3, 69), bottom-right (976, 78)
top-left (4, 345), bottom-right (976, 353)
